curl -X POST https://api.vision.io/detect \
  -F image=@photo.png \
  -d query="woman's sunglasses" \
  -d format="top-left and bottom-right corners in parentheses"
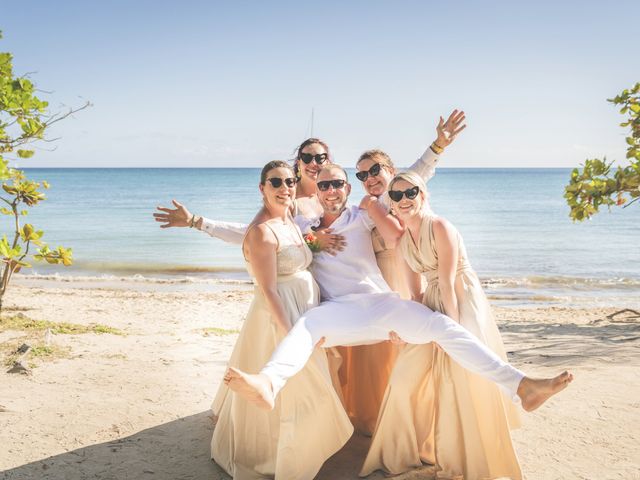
top-left (388, 186), bottom-right (420, 202)
top-left (317, 179), bottom-right (346, 191)
top-left (299, 153), bottom-right (329, 165)
top-left (355, 163), bottom-right (382, 182)
top-left (266, 177), bottom-right (297, 188)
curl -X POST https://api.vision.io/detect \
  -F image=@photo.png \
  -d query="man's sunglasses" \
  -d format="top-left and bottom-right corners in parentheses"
top-left (388, 186), bottom-right (420, 202)
top-left (299, 153), bottom-right (329, 165)
top-left (317, 179), bottom-right (347, 191)
top-left (266, 177), bottom-right (297, 188)
top-left (355, 163), bottom-right (382, 182)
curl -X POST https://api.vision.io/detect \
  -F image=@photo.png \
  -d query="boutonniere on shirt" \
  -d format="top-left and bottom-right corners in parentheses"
top-left (303, 232), bottom-right (322, 252)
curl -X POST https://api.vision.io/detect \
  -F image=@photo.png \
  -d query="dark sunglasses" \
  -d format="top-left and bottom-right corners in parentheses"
top-left (317, 179), bottom-right (346, 191)
top-left (299, 153), bottom-right (329, 165)
top-left (266, 177), bottom-right (297, 188)
top-left (388, 186), bottom-right (420, 202)
top-left (355, 163), bottom-right (382, 182)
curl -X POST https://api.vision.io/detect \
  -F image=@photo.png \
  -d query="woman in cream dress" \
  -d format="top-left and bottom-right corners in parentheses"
top-left (156, 161), bottom-right (352, 479)
top-left (370, 170), bottom-right (523, 480)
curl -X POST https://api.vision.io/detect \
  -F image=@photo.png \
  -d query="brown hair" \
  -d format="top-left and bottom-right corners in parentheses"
top-left (356, 149), bottom-right (395, 171)
top-left (293, 137), bottom-right (332, 178)
top-left (318, 163), bottom-right (349, 183)
top-left (260, 160), bottom-right (294, 185)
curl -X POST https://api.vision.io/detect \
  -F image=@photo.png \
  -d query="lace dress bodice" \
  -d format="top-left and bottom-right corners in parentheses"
top-left (244, 219), bottom-right (312, 279)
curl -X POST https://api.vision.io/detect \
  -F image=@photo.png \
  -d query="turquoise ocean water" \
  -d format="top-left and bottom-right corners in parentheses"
top-left (11, 168), bottom-right (640, 307)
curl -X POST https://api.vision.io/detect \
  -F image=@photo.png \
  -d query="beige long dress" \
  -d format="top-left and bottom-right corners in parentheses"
top-left (361, 215), bottom-right (522, 480)
top-left (211, 220), bottom-right (353, 480)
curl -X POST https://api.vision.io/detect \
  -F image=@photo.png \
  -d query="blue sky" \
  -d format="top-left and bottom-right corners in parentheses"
top-left (3, 1), bottom-right (639, 168)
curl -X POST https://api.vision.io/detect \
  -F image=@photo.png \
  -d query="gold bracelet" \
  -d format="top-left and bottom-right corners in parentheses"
top-left (189, 215), bottom-right (196, 228)
top-left (430, 142), bottom-right (444, 154)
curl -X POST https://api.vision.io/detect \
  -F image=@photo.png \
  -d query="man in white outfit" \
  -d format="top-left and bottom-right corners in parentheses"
top-left (226, 164), bottom-right (573, 412)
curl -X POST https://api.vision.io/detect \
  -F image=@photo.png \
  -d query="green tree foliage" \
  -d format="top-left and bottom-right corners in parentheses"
top-left (0, 31), bottom-right (88, 311)
top-left (565, 83), bottom-right (640, 221)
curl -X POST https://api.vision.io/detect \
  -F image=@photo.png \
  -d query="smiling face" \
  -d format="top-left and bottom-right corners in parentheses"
top-left (388, 178), bottom-right (425, 221)
top-left (356, 156), bottom-right (396, 197)
top-left (296, 142), bottom-right (329, 184)
top-left (316, 166), bottom-right (351, 215)
top-left (259, 166), bottom-right (297, 209)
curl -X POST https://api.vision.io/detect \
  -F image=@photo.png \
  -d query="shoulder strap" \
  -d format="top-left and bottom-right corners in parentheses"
top-left (262, 222), bottom-right (281, 252)
top-left (241, 222), bottom-right (281, 262)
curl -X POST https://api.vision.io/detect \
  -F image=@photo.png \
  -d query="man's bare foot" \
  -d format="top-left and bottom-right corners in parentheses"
top-left (224, 367), bottom-right (275, 410)
top-left (517, 371), bottom-right (574, 412)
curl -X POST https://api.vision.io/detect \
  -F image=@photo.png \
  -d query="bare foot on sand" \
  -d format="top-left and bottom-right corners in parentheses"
top-left (518, 371), bottom-right (574, 412)
top-left (224, 368), bottom-right (275, 410)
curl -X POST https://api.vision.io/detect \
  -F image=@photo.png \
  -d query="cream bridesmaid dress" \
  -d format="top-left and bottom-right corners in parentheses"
top-left (361, 215), bottom-right (522, 480)
top-left (211, 220), bottom-right (353, 480)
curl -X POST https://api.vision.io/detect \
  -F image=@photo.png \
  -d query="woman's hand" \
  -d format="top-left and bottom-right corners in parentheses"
top-left (154, 200), bottom-right (193, 228)
top-left (275, 316), bottom-right (293, 335)
top-left (389, 330), bottom-right (407, 346)
top-left (314, 228), bottom-right (347, 255)
top-left (435, 109), bottom-right (467, 149)
top-left (359, 194), bottom-right (377, 210)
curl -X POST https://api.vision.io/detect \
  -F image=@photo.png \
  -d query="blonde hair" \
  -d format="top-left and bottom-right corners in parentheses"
top-left (388, 171), bottom-right (432, 214)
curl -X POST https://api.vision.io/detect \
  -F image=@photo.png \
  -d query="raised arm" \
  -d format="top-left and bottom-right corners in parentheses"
top-left (432, 217), bottom-right (460, 322)
top-left (408, 109), bottom-right (467, 182)
top-left (245, 224), bottom-right (292, 334)
top-left (154, 199), bottom-right (247, 244)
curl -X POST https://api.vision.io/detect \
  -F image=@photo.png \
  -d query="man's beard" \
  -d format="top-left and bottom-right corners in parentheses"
top-left (322, 198), bottom-right (347, 215)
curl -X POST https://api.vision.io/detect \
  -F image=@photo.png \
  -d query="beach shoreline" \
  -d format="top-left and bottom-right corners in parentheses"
top-left (1, 281), bottom-right (639, 479)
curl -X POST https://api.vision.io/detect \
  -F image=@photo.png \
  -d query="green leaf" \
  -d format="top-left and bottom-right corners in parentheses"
top-left (17, 149), bottom-right (35, 159)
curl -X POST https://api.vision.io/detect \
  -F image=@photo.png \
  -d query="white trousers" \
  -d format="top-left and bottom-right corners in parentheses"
top-left (262, 292), bottom-right (525, 401)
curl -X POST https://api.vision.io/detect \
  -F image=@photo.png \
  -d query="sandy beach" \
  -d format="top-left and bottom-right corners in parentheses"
top-left (1, 279), bottom-right (639, 480)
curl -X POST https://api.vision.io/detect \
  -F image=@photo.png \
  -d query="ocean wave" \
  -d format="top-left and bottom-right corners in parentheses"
top-left (16, 272), bottom-right (252, 286)
top-left (482, 275), bottom-right (640, 290)
top-left (18, 268), bottom-right (639, 294)
top-left (70, 261), bottom-right (247, 275)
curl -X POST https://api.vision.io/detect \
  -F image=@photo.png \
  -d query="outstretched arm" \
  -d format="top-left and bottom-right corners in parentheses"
top-left (408, 109), bottom-right (467, 182)
top-left (154, 199), bottom-right (247, 244)
top-left (199, 218), bottom-right (247, 244)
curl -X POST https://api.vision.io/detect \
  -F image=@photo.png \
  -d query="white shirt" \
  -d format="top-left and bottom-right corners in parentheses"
top-left (298, 206), bottom-right (392, 300)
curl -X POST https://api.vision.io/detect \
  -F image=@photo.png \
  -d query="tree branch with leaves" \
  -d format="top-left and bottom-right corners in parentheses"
top-left (0, 31), bottom-right (88, 312)
top-left (565, 82), bottom-right (640, 221)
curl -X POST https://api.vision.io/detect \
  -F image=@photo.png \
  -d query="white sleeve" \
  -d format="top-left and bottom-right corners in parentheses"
top-left (200, 218), bottom-right (247, 245)
top-left (407, 146), bottom-right (440, 183)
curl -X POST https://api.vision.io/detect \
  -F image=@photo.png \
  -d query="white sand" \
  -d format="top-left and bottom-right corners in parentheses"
top-left (1, 281), bottom-right (638, 479)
